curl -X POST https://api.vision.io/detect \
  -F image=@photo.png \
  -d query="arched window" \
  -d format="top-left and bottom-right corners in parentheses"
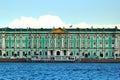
top-left (28, 51), bottom-right (30, 55)
top-left (17, 51), bottom-right (19, 56)
top-left (12, 51), bottom-right (14, 56)
top-left (100, 52), bottom-right (103, 57)
top-left (64, 50), bottom-right (66, 55)
top-left (88, 52), bottom-right (90, 56)
top-left (40, 51), bottom-right (42, 55)
top-left (34, 51), bottom-right (36, 55)
top-left (14, 54), bottom-right (17, 57)
top-left (3, 54), bottom-right (6, 57)
top-left (94, 52), bottom-right (96, 56)
top-left (112, 52), bottom-right (114, 57)
top-left (6, 51), bottom-right (8, 56)
top-left (82, 52), bottom-right (84, 56)
top-left (57, 51), bottom-right (60, 55)
top-left (45, 51), bottom-right (47, 55)
top-left (85, 54), bottom-right (88, 58)
top-left (115, 54), bottom-right (118, 57)
top-left (76, 53), bottom-right (79, 56)
top-left (0, 50), bottom-right (2, 56)
top-left (70, 52), bottom-right (73, 56)
top-left (23, 51), bottom-right (27, 56)
top-left (50, 50), bottom-right (53, 55)
top-left (106, 52), bottom-right (108, 56)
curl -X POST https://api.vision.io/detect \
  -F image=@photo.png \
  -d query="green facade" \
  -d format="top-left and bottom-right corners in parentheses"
top-left (0, 27), bottom-right (120, 61)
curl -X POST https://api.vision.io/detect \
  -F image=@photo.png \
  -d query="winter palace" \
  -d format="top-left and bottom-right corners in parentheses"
top-left (0, 27), bottom-right (120, 61)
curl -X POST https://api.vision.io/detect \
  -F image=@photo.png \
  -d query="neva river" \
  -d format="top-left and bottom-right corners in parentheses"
top-left (0, 63), bottom-right (119, 80)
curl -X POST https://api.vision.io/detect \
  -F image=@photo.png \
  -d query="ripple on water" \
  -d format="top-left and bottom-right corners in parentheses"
top-left (0, 63), bottom-right (119, 80)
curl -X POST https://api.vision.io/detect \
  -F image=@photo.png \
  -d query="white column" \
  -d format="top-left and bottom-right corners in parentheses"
top-left (20, 51), bottom-right (23, 58)
top-left (15, 37), bottom-right (16, 49)
top-left (55, 38), bottom-right (56, 48)
top-left (47, 50), bottom-right (50, 57)
top-left (60, 50), bottom-right (63, 56)
top-left (2, 35), bottom-right (5, 58)
top-left (2, 37), bottom-right (5, 50)
top-left (62, 38), bottom-right (64, 48)
top-left (67, 51), bottom-right (70, 56)
top-left (115, 37), bottom-right (118, 56)
top-left (32, 37), bottom-right (33, 49)
top-left (49, 38), bottom-right (50, 48)
top-left (20, 36), bottom-right (22, 49)
top-left (54, 50), bottom-right (56, 56)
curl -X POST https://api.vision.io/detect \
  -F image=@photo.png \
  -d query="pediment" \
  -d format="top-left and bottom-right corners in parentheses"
top-left (51, 28), bottom-right (66, 34)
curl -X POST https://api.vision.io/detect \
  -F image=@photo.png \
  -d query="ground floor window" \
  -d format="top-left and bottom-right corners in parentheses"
top-left (70, 52), bottom-right (73, 56)
top-left (76, 53), bottom-right (79, 56)
top-left (57, 51), bottom-right (60, 55)
top-left (0, 50), bottom-right (2, 56)
top-left (100, 52), bottom-right (103, 57)
top-left (50, 50), bottom-right (53, 56)
top-left (45, 51), bottom-right (47, 55)
top-left (28, 51), bottom-right (30, 55)
top-left (64, 50), bottom-right (66, 55)
top-left (82, 52), bottom-right (84, 56)
top-left (85, 54), bottom-right (88, 58)
top-left (115, 54), bottom-right (118, 57)
top-left (17, 52), bottom-right (19, 56)
top-left (40, 51), bottom-right (42, 55)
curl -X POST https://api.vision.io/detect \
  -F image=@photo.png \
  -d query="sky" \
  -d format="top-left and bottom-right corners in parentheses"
top-left (0, 0), bottom-right (120, 28)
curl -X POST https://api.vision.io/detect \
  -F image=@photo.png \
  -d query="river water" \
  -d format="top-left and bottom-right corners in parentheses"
top-left (0, 63), bottom-right (119, 80)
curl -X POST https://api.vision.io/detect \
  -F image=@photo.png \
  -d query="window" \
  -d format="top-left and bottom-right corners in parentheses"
top-left (12, 51), bottom-right (14, 56)
top-left (82, 52), bottom-right (84, 56)
top-left (76, 42), bottom-right (79, 48)
top-left (0, 50), bottom-right (2, 56)
top-left (6, 51), bottom-right (8, 56)
top-left (106, 52), bottom-right (108, 56)
top-left (76, 53), bottom-right (79, 56)
top-left (64, 50), bottom-right (67, 55)
top-left (112, 34), bottom-right (115, 38)
top-left (106, 42), bottom-right (108, 44)
top-left (94, 42), bottom-right (96, 45)
top-left (28, 51), bottom-right (31, 55)
top-left (23, 51), bottom-right (27, 57)
top-left (50, 50), bottom-right (53, 56)
top-left (88, 36), bottom-right (90, 39)
top-left (94, 52), bottom-right (96, 56)
top-left (40, 51), bottom-right (42, 55)
top-left (77, 35), bottom-right (79, 39)
top-left (112, 52), bottom-right (114, 57)
top-left (28, 42), bottom-right (31, 48)
top-left (115, 54), bottom-right (118, 57)
top-left (45, 51), bottom-right (47, 55)
top-left (17, 52), bottom-right (19, 56)
top-left (85, 54), bottom-right (88, 58)
top-left (3, 54), bottom-right (6, 57)
top-left (40, 42), bottom-right (42, 48)
top-left (70, 52), bottom-right (73, 56)
top-left (88, 52), bottom-right (90, 56)
top-left (56, 51), bottom-right (60, 55)
top-left (34, 51), bottom-right (37, 55)
top-left (100, 52), bottom-right (103, 57)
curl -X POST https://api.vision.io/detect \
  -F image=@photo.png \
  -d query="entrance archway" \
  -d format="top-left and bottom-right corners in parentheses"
top-left (56, 51), bottom-right (60, 56)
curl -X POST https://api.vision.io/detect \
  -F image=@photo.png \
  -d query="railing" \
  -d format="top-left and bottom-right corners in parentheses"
top-left (31, 55), bottom-right (76, 61)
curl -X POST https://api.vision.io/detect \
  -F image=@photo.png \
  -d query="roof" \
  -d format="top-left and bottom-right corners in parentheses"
top-left (51, 28), bottom-right (67, 34)
top-left (0, 26), bottom-right (119, 33)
